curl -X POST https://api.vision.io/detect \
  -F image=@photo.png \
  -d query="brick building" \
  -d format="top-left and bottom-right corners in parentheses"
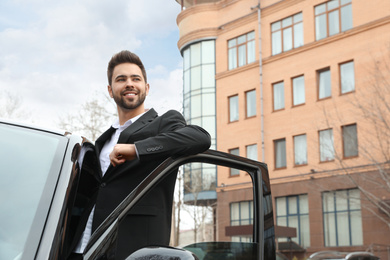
top-left (174, 0), bottom-right (390, 259)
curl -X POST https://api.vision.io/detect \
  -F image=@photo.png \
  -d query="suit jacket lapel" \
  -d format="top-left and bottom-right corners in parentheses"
top-left (94, 127), bottom-right (115, 179)
top-left (117, 108), bottom-right (158, 144)
top-left (95, 126), bottom-right (116, 153)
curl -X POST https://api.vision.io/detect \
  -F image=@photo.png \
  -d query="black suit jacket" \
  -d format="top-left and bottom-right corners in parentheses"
top-left (91, 108), bottom-right (210, 259)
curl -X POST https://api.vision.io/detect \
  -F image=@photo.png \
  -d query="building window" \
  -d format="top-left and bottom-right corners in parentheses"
top-left (274, 138), bottom-right (286, 169)
top-left (315, 0), bottom-right (353, 41)
top-left (318, 68), bottom-right (331, 100)
top-left (273, 82), bottom-right (285, 111)
top-left (323, 189), bottom-right (363, 246)
top-left (342, 124), bottom-right (358, 158)
top-left (272, 13), bottom-right (303, 55)
top-left (276, 194), bottom-right (310, 248)
top-left (319, 129), bottom-right (335, 162)
top-left (245, 89), bottom-right (257, 118)
top-left (232, 236), bottom-right (253, 242)
top-left (246, 144), bottom-right (258, 161)
top-left (231, 201), bottom-right (253, 226)
top-left (292, 75), bottom-right (305, 106)
top-left (228, 31), bottom-right (256, 70)
top-left (340, 61), bottom-right (355, 94)
top-left (294, 134), bottom-right (307, 165)
top-left (229, 148), bottom-right (240, 176)
top-left (229, 95), bottom-right (239, 122)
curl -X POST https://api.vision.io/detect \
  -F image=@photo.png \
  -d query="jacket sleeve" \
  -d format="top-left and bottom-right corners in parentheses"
top-left (134, 110), bottom-right (211, 161)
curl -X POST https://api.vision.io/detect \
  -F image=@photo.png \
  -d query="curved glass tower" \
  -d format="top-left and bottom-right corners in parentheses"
top-left (182, 39), bottom-right (217, 204)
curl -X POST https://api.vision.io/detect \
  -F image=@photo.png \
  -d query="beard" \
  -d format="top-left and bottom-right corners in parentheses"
top-left (113, 90), bottom-right (147, 111)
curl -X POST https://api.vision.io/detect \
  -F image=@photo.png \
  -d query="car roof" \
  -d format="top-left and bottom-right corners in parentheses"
top-left (0, 117), bottom-right (68, 136)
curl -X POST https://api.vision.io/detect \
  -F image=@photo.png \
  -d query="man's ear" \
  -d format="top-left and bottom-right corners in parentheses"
top-left (108, 85), bottom-right (113, 98)
top-left (145, 83), bottom-right (150, 96)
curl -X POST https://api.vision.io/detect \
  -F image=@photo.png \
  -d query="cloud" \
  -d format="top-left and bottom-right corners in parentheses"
top-left (0, 0), bottom-right (183, 129)
top-left (146, 67), bottom-right (183, 114)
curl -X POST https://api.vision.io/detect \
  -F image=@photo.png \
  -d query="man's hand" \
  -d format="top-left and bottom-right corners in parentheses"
top-left (109, 144), bottom-right (137, 167)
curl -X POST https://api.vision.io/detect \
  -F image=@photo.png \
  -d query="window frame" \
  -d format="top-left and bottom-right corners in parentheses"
top-left (272, 81), bottom-right (285, 112)
top-left (339, 60), bottom-right (355, 95)
top-left (246, 144), bottom-right (258, 161)
top-left (228, 147), bottom-right (240, 177)
top-left (228, 94), bottom-right (239, 123)
top-left (275, 194), bottom-right (310, 248)
top-left (317, 67), bottom-right (332, 100)
top-left (230, 200), bottom-right (254, 226)
top-left (271, 12), bottom-right (304, 55)
top-left (322, 188), bottom-right (363, 247)
top-left (245, 89), bottom-right (257, 118)
top-left (315, 0), bottom-right (353, 41)
top-left (292, 75), bottom-right (305, 107)
top-left (274, 138), bottom-right (287, 169)
top-left (342, 123), bottom-right (358, 159)
top-left (293, 134), bottom-right (308, 166)
top-left (228, 31), bottom-right (256, 70)
top-left (319, 128), bottom-right (335, 162)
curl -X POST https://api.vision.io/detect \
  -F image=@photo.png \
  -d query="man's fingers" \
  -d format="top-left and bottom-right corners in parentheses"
top-left (109, 144), bottom-right (136, 166)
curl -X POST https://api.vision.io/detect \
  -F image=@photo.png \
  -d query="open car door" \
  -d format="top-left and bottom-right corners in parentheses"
top-left (82, 149), bottom-right (275, 260)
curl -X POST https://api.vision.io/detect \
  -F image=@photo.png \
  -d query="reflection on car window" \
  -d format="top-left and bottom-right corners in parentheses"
top-left (184, 241), bottom-right (259, 260)
top-left (0, 124), bottom-right (63, 259)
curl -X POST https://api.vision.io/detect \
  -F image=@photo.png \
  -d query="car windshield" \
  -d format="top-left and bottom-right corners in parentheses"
top-left (0, 123), bottom-right (65, 259)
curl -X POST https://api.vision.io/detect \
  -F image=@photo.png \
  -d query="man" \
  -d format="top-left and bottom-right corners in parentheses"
top-left (71, 50), bottom-right (211, 259)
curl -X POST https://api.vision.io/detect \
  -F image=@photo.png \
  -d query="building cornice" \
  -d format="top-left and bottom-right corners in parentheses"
top-left (270, 162), bottom-right (388, 185)
top-left (217, 11), bottom-right (258, 31)
top-left (216, 62), bottom-right (259, 80)
top-left (178, 28), bottom-right (219, 51)
top-left (177, 0), bottom-right (240, 25)
top-left (179, 36), bottom-right (218, 52)
top-left (177, 2), bottom-right (219, 25)
top-left (261, 0), bottom-right (305, 17)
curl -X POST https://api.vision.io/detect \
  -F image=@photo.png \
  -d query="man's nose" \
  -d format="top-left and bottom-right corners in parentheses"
top-left (125, 78), bottom-right (134, 87)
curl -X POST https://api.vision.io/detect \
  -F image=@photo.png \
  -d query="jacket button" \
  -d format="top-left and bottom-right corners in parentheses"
top-left (100, 182), bottom-right (106, 188)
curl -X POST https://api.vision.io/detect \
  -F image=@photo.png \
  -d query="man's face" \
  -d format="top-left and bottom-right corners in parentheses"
top-left (108, 63), bottom-right (149, 112)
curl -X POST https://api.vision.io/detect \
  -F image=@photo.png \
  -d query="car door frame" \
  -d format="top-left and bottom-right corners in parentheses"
top-left (83, 149), bottom-right (274, 260)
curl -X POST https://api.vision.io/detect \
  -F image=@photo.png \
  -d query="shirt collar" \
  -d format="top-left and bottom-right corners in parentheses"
top-left (111, 111), bottom-right (147, 130)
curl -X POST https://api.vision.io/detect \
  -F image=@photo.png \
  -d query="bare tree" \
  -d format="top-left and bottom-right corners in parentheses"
top-left (183, 166), bottom-right (214, 243)
top-left (314, 47), bottom-right (390, 231)
top-left (0, 91), bottom-right (29, 120)
top-left (58, 96), bottom-right (116, 141)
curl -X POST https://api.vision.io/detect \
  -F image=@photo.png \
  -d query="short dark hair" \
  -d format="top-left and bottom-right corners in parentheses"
top-left (107, 50), bottom-right (147, 85)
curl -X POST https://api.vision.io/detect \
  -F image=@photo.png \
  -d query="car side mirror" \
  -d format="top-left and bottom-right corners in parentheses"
top-left (126, 246), bottom-right (199, 260)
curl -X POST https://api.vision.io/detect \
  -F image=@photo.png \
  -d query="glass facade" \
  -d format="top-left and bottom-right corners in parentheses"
top-left (182, 40), bottom-right (217, 202)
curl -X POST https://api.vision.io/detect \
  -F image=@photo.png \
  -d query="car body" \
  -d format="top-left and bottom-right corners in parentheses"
top-left (0, 119), bottom-right (275, 260)
top-left (308, 251), bottom-right (380, 260)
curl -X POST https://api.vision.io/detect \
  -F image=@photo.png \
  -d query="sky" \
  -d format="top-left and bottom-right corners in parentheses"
top-left (0, 0), bottom-right (184, 129)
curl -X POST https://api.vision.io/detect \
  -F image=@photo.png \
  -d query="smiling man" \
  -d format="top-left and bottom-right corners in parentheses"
top-left (70, 50), bottom-right (211, 260)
